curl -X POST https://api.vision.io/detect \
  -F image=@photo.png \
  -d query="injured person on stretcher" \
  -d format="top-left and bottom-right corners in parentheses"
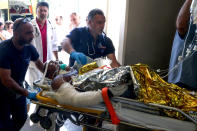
top-left (45, 76), bottom-right (128, 107)
top-left (37, 60), bottom-right (196, 121)
top-left (42, 60), bottom-right (132, 107)
top-left (31, 60), bottom-right (197, 131)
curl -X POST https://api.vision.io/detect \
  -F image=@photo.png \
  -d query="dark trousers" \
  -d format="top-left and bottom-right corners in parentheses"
top-left (176, 82), bottom-right (197, 91)
top-left (0, 95), bottom-right (27, 131)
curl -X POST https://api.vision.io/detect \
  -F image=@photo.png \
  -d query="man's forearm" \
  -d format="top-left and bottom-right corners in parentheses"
top-left (176, 0), bottom-right (193, 36)
top-left (107, 53), bottom-right (121, 68)
top-left (2, 78), bottom-right (28, 96)
top-left (35, 59), bottom-right (45, 73)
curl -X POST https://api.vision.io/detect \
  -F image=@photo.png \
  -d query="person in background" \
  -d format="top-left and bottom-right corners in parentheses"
top-left (54, 15), bottom-right (66, 47)
top-left (54, 15), bottom-right (70, 65)
top-left (0, 22), bottom-right (6, 42)
top-left (0, 18), bottom-right (44, 131)
top-left (62, 9), bottom-right (120, 68)
top-left (25, 2), bottom-right (59, 131)
top-left (4, 20), bottom-right (14, 39)
top-left (55, 16), bottom-right (63, 25)
top-left (168, 0), bottom-right (197, 91)
top-left (26, 1), bottom-right (58, 87)
top-left (68, 12), bottom-right (81, 31)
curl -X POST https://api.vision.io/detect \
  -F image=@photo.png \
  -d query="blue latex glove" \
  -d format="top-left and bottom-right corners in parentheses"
top-left (27, 92), bottom-right (38, 101)
top-left (70, 51), bottom-right (87, 65)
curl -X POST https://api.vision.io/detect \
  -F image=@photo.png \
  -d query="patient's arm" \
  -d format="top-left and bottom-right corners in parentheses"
top-left (55, 83), bottom-right (103, 107)
top-left (50, 74), bottom-right (103, 107)
top-left (43, 91), bottom-right (57, 100)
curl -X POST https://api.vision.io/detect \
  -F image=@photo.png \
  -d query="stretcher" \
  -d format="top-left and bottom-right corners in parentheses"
top-left (29, 63), bottom-right (197, 131)
top-left (30, 90), bottom-right (197, 131)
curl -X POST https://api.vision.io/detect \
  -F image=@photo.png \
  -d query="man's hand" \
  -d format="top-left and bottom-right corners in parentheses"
top-left (110, 61), bottom-right (121, 68)
top-left (70, 51), bottom-right (87, 65)
top-left (27, 92), bottom-right (38, 101)
top-left (107, 53), bottom-right (121, 68)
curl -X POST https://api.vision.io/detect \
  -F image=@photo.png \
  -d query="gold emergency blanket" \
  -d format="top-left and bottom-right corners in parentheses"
top-left (79, 62), bottom-right (98, 75)
top-left (131, 63), bottom-right (197, 119)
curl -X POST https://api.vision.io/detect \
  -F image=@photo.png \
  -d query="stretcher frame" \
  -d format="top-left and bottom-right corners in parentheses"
top-left (30, 91), bottom-right (197, 131)
top-left (31, 101), bottom-right (151, 131)
top-left (31, 92), bottom-right (153, 130)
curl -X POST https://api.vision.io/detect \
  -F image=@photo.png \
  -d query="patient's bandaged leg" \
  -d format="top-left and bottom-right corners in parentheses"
top-left (45, 82), bottom-right (103, 107)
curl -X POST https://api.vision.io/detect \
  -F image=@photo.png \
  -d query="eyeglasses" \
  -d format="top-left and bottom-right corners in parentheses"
top-left (13, 18), bottom-right (31, 31)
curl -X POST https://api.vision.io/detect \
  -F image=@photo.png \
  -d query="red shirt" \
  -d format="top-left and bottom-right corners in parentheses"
top-left (36, 18), bottom-right (47, 63)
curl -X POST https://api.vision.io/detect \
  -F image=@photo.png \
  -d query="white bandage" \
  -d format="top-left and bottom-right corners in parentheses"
top-left (46, 82), bottom-right (103, 107)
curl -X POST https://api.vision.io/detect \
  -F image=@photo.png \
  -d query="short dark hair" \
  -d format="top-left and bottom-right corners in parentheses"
top-left (87, 9), bottom-right (104, 21)
top-left (36, 2), bottom-right (49, 9)
top-left (71, 12), bottom-right (77, 16)
top-left (13, 18), bottom-right (30, 32)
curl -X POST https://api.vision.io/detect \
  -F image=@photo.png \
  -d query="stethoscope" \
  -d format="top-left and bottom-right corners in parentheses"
top-left (87, 31), bottom-right (107, 56)
top-left (33, 20), bottom-right (54, 37)
top-left (87, 41), bottom-right (96, 56)
top-left (34, 26), bottom-right (40, 37)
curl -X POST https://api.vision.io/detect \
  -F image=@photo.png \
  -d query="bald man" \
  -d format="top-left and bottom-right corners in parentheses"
top-left (0, 18), bottom-right (45, 131)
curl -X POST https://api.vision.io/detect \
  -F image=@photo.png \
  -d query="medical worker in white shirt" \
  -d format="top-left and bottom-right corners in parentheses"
top-left (26, 2), bottom-right (58, 86)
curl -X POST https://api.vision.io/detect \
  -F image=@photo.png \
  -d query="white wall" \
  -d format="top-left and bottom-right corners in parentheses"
top-left (48, 0), bottom-right (126, 64)
top-left (106, 0), bottom-right (127, 64)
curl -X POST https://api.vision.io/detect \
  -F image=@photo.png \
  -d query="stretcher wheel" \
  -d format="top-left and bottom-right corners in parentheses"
top-left (30, 113), bottom-right (40, 123)
top-left (40, 116), bottom-right (52, 129)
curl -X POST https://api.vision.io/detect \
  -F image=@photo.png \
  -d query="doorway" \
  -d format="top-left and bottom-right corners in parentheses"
top-left (48, 0), bottom-right (128, 64)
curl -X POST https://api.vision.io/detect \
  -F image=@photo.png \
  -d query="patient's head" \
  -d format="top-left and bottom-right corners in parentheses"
top-left (44, 61), bottom-right (71, 79)
top-left (44, 61), bottom-right (60, 79)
